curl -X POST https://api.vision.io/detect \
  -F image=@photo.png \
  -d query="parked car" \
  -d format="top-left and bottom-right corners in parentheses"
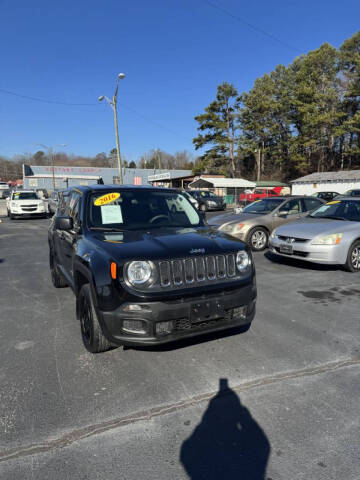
top-left (0, 182), bottom-right (10, 198)
top-left (48, 185), bottom-right (257, 353)
top-left (341, 189), bottom-right (360, 197)
top-left (48, 190), bottom-right (63, 215)
top-left (238, 187), bottom-right (284, 203)
top-left (269, 197), bottom-right (360, 272)
top-left (1, 189), bottom-right (11, 200)
top-left (177, 189), bottom-right (199, 210)
top-left (189, 190), bottom-right (226, 212)
top-left (311, 191), bottom-right (340, 202)
top-left (208, 196), bottom-right (325, 251)
top-left (36, 188), bottom-right (49, 199)
top-left (6, 190), bottom-right (47, 219)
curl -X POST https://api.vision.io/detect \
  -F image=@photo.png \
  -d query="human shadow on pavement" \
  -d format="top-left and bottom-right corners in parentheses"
top-left (180, 378), bottom-right (270, 479)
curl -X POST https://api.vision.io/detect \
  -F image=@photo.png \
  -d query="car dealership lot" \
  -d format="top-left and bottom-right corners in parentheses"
top-left (0, 216), bottom-right (359, 479)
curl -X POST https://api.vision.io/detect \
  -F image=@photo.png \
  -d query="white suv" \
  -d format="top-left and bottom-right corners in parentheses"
top-left (6, 190), bottom-right (47, 219)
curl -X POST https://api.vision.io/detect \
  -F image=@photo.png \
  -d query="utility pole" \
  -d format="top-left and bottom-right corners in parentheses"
top-left (99, 73), bottom-right (125, 184)
top-left (36, 144), bottom-right (67, 190)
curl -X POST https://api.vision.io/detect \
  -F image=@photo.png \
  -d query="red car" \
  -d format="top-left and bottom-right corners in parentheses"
top-left (239, 187), bottom-right (283, 203)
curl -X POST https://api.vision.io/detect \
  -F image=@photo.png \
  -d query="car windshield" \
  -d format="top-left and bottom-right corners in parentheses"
top-left (13, 192), bottom-right (38, 200)
top-left (310, 200), bottom-right (360, 221)
top-left (242, 198), bottom-right (284, 214)
top-left (198, 191), bottom-right (217, 198)
top-left (88, 190), bottom-right (201, 230)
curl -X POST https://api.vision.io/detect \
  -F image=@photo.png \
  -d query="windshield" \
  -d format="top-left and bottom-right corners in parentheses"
top-left (13, 192), bottom-right (38, 200)
top-left (344, 189), bottom-right (360, 196)
top-left (88, 190), bottom-right (201, 230)
top-left (310, 200), bottom-right (360, 221)
top-left (198, 191), bottom-right (217, 198)
top-left (242, 198), bottom-right (284, 214)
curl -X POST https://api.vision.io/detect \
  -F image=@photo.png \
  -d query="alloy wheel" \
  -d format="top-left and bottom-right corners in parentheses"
top-left (251, 230), bottom-right (267, 250)
top-left (351, 246), bottom-right (360, 270)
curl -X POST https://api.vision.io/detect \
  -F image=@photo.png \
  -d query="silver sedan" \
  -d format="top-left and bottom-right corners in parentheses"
top-left (269, 197), bottom-right (360, 272)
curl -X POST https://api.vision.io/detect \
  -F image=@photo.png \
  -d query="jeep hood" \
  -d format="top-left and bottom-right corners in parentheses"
top-left (90, 226), bottom-right (247, 261)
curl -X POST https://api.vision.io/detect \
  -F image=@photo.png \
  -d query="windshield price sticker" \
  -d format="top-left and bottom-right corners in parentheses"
top-left (94, 192), bottom-right (120, 206)
top-left (101, 205), bottom-right (123, 224)
top-left (327, 200), bottom-right (340, 205)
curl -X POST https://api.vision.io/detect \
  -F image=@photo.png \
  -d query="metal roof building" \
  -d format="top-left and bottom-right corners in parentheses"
top-left (22, 165), bottom-right (191, 190)
top-left (291, 170), bottom-right (360, 196)
top-left (189, 177), bottom-right (255, 189)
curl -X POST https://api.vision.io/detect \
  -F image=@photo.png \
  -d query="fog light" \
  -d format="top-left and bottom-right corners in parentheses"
top-left (123, 304), bottom-right (151, 312)
top-left (233, 306), bottom-right (247, 319)
top-left (156, 321), bottom-right (174, 336)
top-left (122, 320), bottom-right (146, 334)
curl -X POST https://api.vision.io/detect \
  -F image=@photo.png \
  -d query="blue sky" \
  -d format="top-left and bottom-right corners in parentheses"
top-left (0, 0), bottom-right (359, 161)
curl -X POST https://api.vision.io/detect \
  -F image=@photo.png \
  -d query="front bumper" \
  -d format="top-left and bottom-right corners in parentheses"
top-left (206, 203), bottom-right (226, 211)
top-left (269, 237), bottom-right (346, 265)
top-left (11, 210), bottom-right (46, 217)
top-left (98, 283), bottom-right (256, 346)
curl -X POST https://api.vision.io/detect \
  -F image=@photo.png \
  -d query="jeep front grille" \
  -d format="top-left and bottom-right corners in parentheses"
top-left (158, 254), bottom-right (238, 289)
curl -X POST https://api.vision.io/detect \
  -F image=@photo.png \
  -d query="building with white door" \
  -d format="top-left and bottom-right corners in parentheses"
top-left (291, 170), bottom-right (360, 195)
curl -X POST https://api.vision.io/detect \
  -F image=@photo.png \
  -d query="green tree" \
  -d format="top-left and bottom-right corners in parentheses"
top-left (290, 43), bottom-right (342, 173)
top-left (339, 31), bottom-right (360, 169)
top-left (129, 160), bottom-right (136, 168)
top-left (193, 82), bottom-right (240, 177)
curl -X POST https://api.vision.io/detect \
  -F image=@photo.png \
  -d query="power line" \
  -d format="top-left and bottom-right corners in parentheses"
top-left (203, 0), bottom-right (302, 53)
top-left (118, 102), bottom-right (189, 141)
top-left (0, 87), bottom-right (189, 141)
top-left (0, 87), bottom-right (98, 105)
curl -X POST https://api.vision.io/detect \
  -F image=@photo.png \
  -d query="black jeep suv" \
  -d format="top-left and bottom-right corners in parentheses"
top-left (48, 185), bottom-right (256, 353)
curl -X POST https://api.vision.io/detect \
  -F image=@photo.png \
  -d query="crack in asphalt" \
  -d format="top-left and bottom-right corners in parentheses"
top-left (1, 357), bottom-right (359, 463)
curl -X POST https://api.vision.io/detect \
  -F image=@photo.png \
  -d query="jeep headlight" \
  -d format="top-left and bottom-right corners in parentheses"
top-left (311, 233), bottom-right (343, 245)
top-left (11, 202), bottom-right (18, 208)
top-left (126, 261), bottom-right (155, 285)
top-left (236, 250), bottom-right (251, 272)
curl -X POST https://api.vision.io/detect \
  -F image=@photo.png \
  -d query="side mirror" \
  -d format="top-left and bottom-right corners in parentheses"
top-left (55, 216), bottom-right (73, 231)
top-left (278, 210), bottom-right (288, 217)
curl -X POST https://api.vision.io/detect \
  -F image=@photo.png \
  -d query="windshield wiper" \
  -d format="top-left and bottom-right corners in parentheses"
top-left (89, 227), bottom-right (125, 232)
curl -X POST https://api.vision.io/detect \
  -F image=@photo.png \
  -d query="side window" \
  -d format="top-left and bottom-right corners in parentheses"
top-left (69, 192), bottom-right (81, 227)
top-left (58, 193), bottom-right (70, 216)
top-left (303, 198), bottom-right (323, 211)
top-left (281, 199), bottom-right (302, 214)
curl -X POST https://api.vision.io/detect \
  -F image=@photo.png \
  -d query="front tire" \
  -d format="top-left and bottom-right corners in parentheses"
top-left (78, 284), bottom-right (112, 353)
top-left (247, 227), bottom-right (268, 252)
top-left (49, 249), bottom-right (68, 288)
top-left (345, 240), bottom-right (360, 272)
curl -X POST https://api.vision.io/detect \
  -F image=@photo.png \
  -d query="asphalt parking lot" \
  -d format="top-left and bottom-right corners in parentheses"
top-left (0, 213), bottom-right (359, 479)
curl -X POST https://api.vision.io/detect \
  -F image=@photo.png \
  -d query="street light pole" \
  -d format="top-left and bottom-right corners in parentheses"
top-left (99, 73), bottom-right (125, 185)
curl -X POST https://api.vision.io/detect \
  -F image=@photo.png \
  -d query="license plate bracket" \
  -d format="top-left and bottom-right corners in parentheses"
top-left (280, 244), bottom-right (293, 255)
top-left (190, 300), bottom-right (225, 324)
